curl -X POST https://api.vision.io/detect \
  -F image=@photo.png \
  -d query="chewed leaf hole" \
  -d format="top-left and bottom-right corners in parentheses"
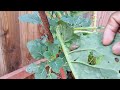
top-left (119, 70), bottom-right (120, 73)
top-left (115, 58), bottom-right (119, 62)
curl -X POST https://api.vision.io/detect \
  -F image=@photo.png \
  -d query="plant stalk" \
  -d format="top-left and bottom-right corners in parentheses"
top-left (56, 29), bottom-right (79, 79)
top-left (74, 27), bottom-right (98, 30)
top-left (38, 11), bottom-right (54, 43)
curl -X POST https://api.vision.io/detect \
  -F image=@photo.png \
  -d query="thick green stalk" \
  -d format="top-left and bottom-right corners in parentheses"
top-left (93, 11), bottom-right (97, 32)
top-left (93, 11), bottom-right (97, 28)
top-left (74, 30), bottom-right (94, 34)
top-left (74, 27), bottom-right (98, 30)
top-left (56, 29), bottom-right (79, 79)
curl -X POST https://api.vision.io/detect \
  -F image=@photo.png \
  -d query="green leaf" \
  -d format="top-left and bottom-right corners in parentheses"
top-left (48, 18), bottom-right (59, 26)
top-left (57, 24), bottom-right (74, 43)
top-left (19, 11), bottom-right (41, 24)
top-left (63, 64), bottom-right (71, 72)
top-left (46, 73), bottom-right (58, 79)
top-left (26, 63), bottom-right (39, 73)
top-left (34, 69), bottom-right (47, 79)
top-left (48, 43), bottom-right (59, 57)
top-left (61, 15), bottom-right (91, 27)
top-left (34, 62), bottom-right (47, 79)
top-left (59, 52), bottom-right (65, 58)
top-left (27, 39), bottom-right (47, 60)
top-left (69, 32), bottom-right (120, 79)
top-left (49, 57), bottom-right (65, 73)
top-left (71, 62), bottom-right (120, 79)
top-left (43, 51), bottom-right (52, 60)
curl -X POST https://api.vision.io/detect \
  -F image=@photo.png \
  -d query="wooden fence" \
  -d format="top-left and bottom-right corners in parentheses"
top-left (0, 11), bottom-right (115, 78)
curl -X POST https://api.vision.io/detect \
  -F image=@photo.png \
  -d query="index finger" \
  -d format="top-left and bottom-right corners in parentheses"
top-left (102, 12), bottom-right (120, 45)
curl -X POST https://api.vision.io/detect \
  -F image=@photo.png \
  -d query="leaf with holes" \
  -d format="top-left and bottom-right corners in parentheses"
top-left (68, 32), bottom-right (120, 79)
top-left (61, 15), bottom-right (91, 27)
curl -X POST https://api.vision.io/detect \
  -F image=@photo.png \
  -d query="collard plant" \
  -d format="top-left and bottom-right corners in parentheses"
top-left (19, 11), bottom-right (120, 79)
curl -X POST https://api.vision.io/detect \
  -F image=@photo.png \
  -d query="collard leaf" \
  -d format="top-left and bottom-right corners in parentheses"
top-left (19, 11), bottom-right (41, 24)
top-left (43, 51), bottom-right (52, 60)
top-left (48, 18), bottom-right (59, 26)
top-left (57, 24), bottom-right (74, 43)
top-left (61, 15), bottom-right (91, 27)
top-left (70, 62), bottom-right (120, 79)
top-left (27, 39), bottom-right (47, 60)
top-left (49, 57), bottom-right (65, 73)
top-left (69, 32), bottom-right (120, 79)
top-left (48, 43), bottom-right (60, 57)
top-left (34, 62), bottom-right (47, 79)
top-left (34, 68), bottom-right (47, 79)
top-left (26, 63), bottom-right (39, 73)
top-left (63, 64), bottom-right (71, 72)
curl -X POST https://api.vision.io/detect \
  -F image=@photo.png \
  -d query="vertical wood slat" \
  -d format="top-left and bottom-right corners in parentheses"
top-left (97, 11), bottom-right (115, 27)
top-left (0, 12), bottom-right (7, 76)
top-left (0, 11), bottom-right (21, 76)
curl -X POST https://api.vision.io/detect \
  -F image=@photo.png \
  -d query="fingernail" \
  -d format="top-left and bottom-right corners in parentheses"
top-left (112, 42), bottom-right (120, 55)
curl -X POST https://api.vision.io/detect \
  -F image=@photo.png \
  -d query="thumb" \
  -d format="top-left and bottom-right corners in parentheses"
top-left (112, 42), bottom-right (120, 55)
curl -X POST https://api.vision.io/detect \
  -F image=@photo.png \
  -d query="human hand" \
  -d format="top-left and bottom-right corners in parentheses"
top-left (102, 11), bottom-right (120, 55)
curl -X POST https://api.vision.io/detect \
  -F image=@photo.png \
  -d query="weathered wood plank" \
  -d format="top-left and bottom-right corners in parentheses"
top-left (0, 11), bottom-right (21, 76)
top-left (97, 11), bottom-right (115, 26)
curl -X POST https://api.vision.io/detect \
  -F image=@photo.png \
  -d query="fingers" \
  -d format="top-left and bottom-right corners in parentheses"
top-left (112, 42), bottom-right (120, 55)
top-left (102, 12), bottom-right (120, 45)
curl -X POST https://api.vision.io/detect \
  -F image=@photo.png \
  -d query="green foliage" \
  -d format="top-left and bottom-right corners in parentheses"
top-left (68, 33), bottom-right (120, 79)
top-left (26, 63), bottom-right (39, 73)
top-left (34, 62), bottom-right (47, 79)
top-left (18, 11), bottom-right (41, 24)
top-left (48, 57), bottom-right (65, 73)
top-left (61, 15), bottom-right (91, 27)
top-left (20, 11), bottom-right (108, 79)
top-left (27, 38), bottom-right (47, 60)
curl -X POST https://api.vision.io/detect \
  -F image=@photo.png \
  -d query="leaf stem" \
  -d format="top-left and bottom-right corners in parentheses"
top-left (69, 48), bottom-right (96, 54)
top-left (93, 11), bottom-right (97, 28)
top-left (56, 28), bottom-right (79, 79)
top-left (74, 31), bottom-right (94, 34)
top-left (74, 27), bottom-right (98, 30)
top-left (74, 26), bottom-right (104, 31)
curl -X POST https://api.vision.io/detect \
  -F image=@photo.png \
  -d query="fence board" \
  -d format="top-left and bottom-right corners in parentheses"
top-left (97, 11), bottom-right (115, 26)
top-left (0, 11), bottom-right (21, 76)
